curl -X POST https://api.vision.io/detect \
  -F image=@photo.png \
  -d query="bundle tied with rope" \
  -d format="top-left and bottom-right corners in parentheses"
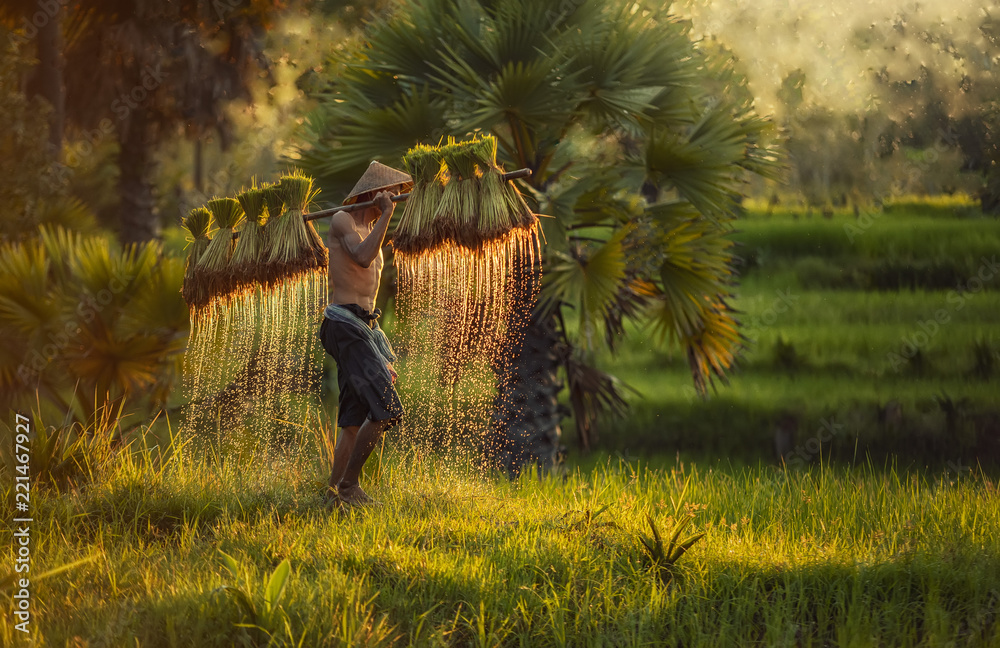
top-left (394, 146), bottom-right (443, 254)
top-left (181, 207), bottom-right (212, 312)
top-left (278, 171), bottom-right (327, 276)
top-left (391, 134), bottom-right (542, 391)
top-left (193, 197), bottom-right (244, 310)
top-left (232, 185), bottom-right (268, 290)
top-left (179, 170), bottom-right (330, 448)
top-left (393, 134), bottom-right (539, 254)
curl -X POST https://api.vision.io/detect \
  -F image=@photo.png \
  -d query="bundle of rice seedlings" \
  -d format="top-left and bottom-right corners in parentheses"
top-left (279, 170), bottom-right (327, 274)
top-left (262, 182), bottom-right (285, 223)
top-left (259, 183), bottom-right (287, 286)
top-left (232, 185), bottom-right (268, 289)
top-left (196, 197), bottom-right (244, 303)
top-left (396, 145), bottom-right (444, 253)
top-left (473, 135), bottom-right (516, 243)
top-left (434, 138), bottom-right (480, 249)
top-left (503, 176), bottom-right (537, 230)
top-left (181, 207), bottom-right (213, 311)
top-left (264, 172), bottom-right (323, 281)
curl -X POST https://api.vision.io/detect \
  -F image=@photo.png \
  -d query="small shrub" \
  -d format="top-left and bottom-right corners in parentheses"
top-left (0, 403), bottom-right (123, 491)
top-left (637, 478), bottom-right (707, 586)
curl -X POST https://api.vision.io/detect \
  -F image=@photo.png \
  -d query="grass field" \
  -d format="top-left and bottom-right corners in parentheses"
top-left (583, 199), bottom-right (1000, 466)
top-left (5, 198), bottom-right (998, 645)
top-left (3, 421), bottom-right (999, 647)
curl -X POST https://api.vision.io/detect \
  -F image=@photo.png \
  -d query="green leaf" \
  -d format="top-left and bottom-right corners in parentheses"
top-left (542, 226), bottom-right (631, 349)
top-left (0, 554), bottom-right (99, 590)
top-left (265, 558), bottom-right (291, 614)
top-left (219, 550), bottom-right (241, 581)
top-left (668, 532), bottom-right (707, 564)
top-left (646, 513), bottom-right (663, 556)
top-left (665, 514), bottom-right (693, 560)
top-left (217, 585), bottom-right (256, 621)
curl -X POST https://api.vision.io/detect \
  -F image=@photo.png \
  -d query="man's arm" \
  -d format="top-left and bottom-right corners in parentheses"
top-left (330, 192), bottom-right (395, 268)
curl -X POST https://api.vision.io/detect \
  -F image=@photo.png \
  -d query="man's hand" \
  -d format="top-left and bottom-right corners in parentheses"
top-left (374, 190), bottom-right (394, 215)
top-left (386, 363), bottom-right (397, 383)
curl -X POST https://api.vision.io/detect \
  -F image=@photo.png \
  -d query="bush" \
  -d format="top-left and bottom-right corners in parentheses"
top-left (0, 227), bottom-right (188, 423)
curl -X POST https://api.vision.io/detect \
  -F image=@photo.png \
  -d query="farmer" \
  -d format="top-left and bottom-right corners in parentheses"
top-left (319, 161), bottom-right (413, 509)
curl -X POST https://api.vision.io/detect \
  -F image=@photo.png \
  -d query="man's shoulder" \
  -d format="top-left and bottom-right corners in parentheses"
top-left (327, 209), bottom-right (357, 236)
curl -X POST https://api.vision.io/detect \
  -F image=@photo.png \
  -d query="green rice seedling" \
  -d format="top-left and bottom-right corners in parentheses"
top-left (232, 186), bottom-right (268, 289)
top-left (503, 178), bottom-right (536, 229)
top-left (262, 175), bottom-right (325, 282)
top-left (279, 170), bottom-right (326, 273)
top-left (195, 198), bottom-right (244, 305)
top-left (181, 207), bottom-right (212, 311)
top-left (258, 182), bottom-right (286, 286)
top-left (474, 135), bottom-right (515, 242)
top-left (396, 145), bottom-right (444, 253)
top-left (435, 138), bottom-right (481, 249)
top-left (262, 181), bottom-right (285, 224)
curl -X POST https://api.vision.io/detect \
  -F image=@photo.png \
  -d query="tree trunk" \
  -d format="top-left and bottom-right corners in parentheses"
top-left (193, 137), bottom-right (204, 193)
top-left (118, 107), bottom-right (160, 243)
top-left (488, 306), bottom-right (565, 478)
top-left (32, 3), bottom-right (64, 155)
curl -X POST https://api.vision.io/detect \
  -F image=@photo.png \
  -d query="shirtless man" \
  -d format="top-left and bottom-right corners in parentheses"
top-left (319, 177), bottom-right (407, 508)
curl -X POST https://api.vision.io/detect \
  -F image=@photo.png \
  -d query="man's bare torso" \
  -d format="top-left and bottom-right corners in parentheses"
top-left (328, 210), bottom-right (382, 313)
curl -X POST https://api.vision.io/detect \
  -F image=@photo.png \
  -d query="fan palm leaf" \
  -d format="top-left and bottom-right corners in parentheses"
top-left (0, 227), bottom-right (186, 423)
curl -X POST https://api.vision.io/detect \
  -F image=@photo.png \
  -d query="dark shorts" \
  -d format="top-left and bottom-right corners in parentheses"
top-left (318, 305), bottom-right (404, 429)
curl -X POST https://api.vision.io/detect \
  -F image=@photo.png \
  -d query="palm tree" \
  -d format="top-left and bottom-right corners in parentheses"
top-left (0, 227), bottom-right (188, 426)
top-left (294, 0), bottom-right (779, 475)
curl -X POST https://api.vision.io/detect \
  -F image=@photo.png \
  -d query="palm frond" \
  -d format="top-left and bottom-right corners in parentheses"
top-left (542, 227), bottom-right (631, 350)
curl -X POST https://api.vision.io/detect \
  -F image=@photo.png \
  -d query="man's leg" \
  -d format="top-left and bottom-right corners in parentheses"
top-left (328, 425), bottom-right (359, 497)
top-left (337, 416), bottom-right (391, 505)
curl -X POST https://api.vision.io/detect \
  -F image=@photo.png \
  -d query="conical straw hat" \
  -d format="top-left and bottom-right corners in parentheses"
top-left (343, 160), bottom-right (414, 205)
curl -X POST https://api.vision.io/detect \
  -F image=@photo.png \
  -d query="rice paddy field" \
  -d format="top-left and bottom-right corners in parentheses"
top-left (4, 197), bottom-right (999, 646)
top-left (2, 426), bottom-right (998, 647)
top-left (588, 197), bottom-right (1000, 468)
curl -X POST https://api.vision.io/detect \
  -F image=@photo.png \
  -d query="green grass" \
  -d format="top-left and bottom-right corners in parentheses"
top-left (582, 203), bottom-right (1000, 465)
top-left (3, 421), bottom-right (999, 647)
top-left (589, 280), bottom-right (1000, 462)
top-left (731, 204), bottom-right (1000, 292)
top-left (5, 199), bottom-right (999, 645)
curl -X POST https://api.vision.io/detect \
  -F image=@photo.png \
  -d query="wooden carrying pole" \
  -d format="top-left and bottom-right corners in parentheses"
top-left (230, 168), bottom-right (532, 239)
top-left (303, 167), bottom-right (532, 222)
